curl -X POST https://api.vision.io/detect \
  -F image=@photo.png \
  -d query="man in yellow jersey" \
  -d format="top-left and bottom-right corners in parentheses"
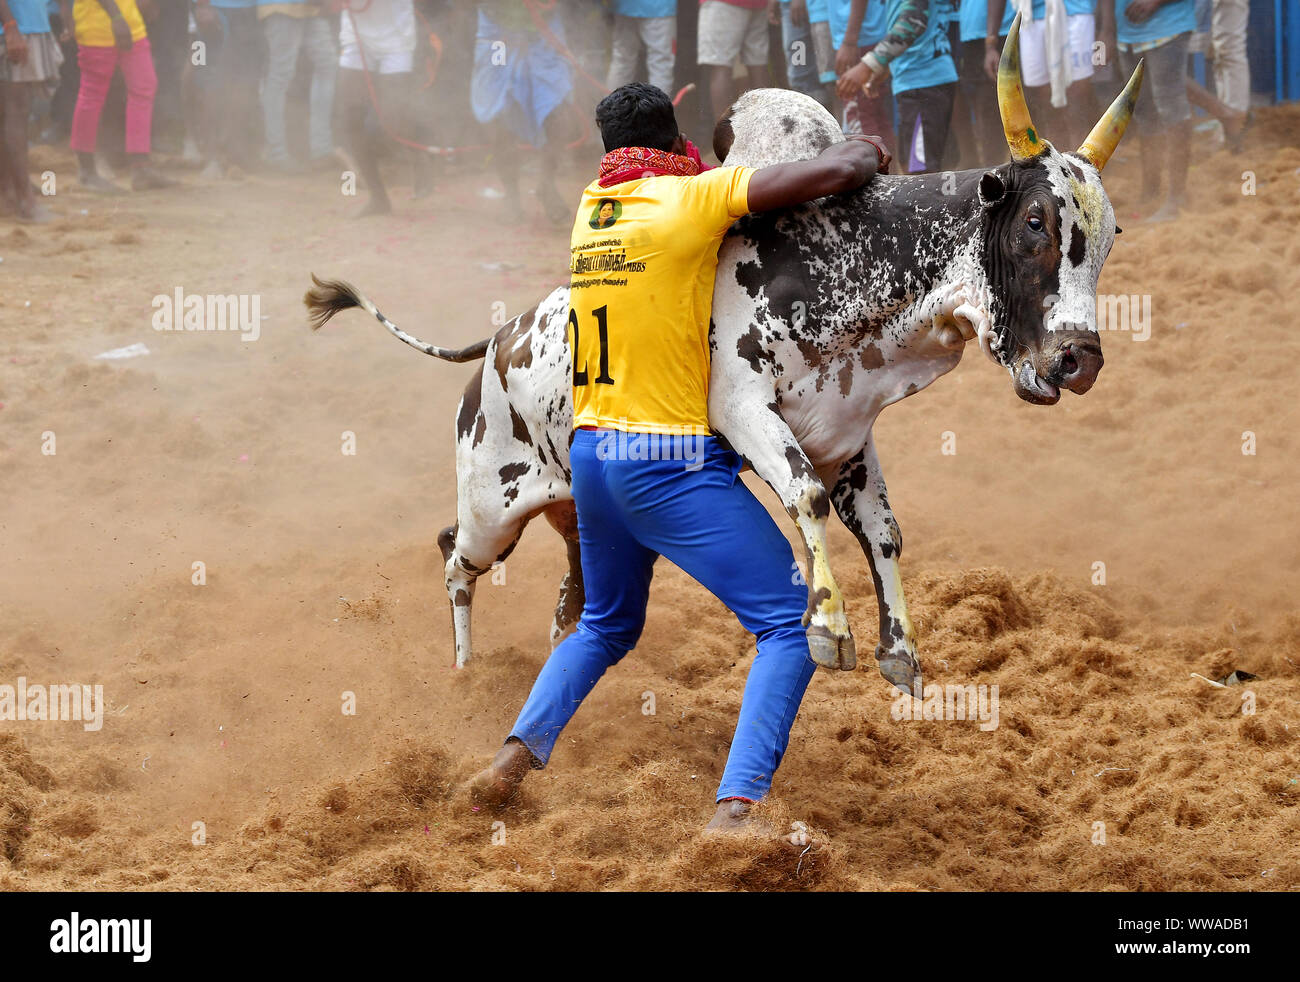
top-left (472, 83), bottom-right (888, 834)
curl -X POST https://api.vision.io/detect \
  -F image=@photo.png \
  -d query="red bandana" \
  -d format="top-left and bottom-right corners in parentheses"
top-left (597, 144), bottom-right (707, 188)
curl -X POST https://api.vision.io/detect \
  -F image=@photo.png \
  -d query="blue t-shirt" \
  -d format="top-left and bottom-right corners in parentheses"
top-left (9, 0), bottom-right (51, 33)
top-left (882, 0), bottom-right (958, 93)
top-left (997, 0), bottom-right (1047, 32)
top-left (828, 0), bottom-right (889, 49)
top-left (1114, 0), bottom-right (1194, 44)
top-left (210, 0), bottom-right (257, 9)
top-left (1064, 0), bottom-right (1096, 14)
top-left (958, 0), bottom-right (990, 41)
top-left (616, 0), bottom-right (675, 16)
top-left (807, 0), bottom-right (830, 20)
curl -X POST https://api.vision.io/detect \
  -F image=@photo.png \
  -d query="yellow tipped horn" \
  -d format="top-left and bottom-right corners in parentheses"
top-left (998, 13), bottom-right (1048, 162)
top-left (1077, 59), bottom-right (1146, 171)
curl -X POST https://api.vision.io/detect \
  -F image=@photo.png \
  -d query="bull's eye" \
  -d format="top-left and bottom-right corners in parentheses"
top-left (1027, 215), bottom-right (1044, 233)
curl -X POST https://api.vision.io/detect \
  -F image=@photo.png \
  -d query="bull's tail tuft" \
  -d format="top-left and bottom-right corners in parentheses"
top-left (304, 274), bottom-right (367, 331)
top-left (304, 273), bottom-right (489, 362)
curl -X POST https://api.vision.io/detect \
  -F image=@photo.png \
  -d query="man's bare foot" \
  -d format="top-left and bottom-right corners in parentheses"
top-left (1143, 198), bottom-right (1182, 225)
top-left (132, 167), bottom-right (179, 191)
top-left (15, 199), bottom-right (54, 224)
top-left (352, 195), bottom-right (392, 218)
top-left (80, 172), bottom-right (125, 194)
top-left (467, 739), bottom-right (535, 807)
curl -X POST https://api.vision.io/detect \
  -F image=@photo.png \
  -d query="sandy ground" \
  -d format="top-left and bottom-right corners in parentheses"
top-left (2, 106), bottom-right (1299, 891)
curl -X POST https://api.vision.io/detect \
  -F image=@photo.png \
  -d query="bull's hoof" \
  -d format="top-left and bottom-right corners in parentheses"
top-left (807, 627), bottom-right (857, 671)
top-left (876, 644), bottom-right (923, 696)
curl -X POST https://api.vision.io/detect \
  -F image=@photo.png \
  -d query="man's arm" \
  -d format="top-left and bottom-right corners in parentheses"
top-left (839, 0), bottom-right (932, 98)
top-left (93, 0), bottom-right (136, 49)
top-left (985, 0), bottom-right (1006, 78)
top-left (1123, 0), bottom-right (1182, 25)
top-left (0, 0), bottom-right (28, 67)
top-left (746, 136), bottom-right (887, 213)
top-left (835, 0), bottom-right (869, 75)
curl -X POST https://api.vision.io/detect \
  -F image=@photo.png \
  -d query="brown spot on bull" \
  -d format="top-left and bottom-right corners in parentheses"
top-left (1068, 223), bottom-right (1086, 267)
top-left (509, 405), bottom-right (532, 446)
top-left (453, 589), bottom-right (471, 607)
top-left (472, 411), bottom-right (486, 449)
top-left (859, 343), bottom-right (884, 371)
top-left (456, 364), bottom-right (484, 441)
top-left (437, 525), bottom-right (457, 563)
top-left (493, 307), bottom-right (537, 381)
top-left (836, 359), bottom-right (854, 397)
top-left (735, 323), bottom-right (773, 375)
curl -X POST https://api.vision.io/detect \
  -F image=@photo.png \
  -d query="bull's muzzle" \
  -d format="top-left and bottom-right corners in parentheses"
top-left (1045, 336), bottom-right (1103, 395)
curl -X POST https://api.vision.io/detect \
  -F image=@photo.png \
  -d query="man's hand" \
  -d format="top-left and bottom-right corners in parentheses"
top-left (983, 39), bottom-right (1001, 80)
top-left (110, 13), bottom-right (133, 49)
top-left (834, 39), bottom-right (859, 77)
top-left (855, 133), bottom-right (891, 174)
top-left (1123, 0), bottom-right (1162, 23)
top-left (837, 51), bottom-right (886, 100)
top-left (3, 20), bottom-right (28, 65)
top-left (789, 0), bottom-right (807, 27)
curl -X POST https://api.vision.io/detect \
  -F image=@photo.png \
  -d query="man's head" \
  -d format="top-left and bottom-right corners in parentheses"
top-left (595, 83), bottom-right (683, 154)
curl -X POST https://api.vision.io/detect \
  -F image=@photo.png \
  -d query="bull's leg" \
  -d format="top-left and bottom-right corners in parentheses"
top-left (438, 518), bottom-right (525, 669)
top-left (544, 501), bottom-right (584, 647)
top-left (717, 400), bottom-right (855, 671)
top-left (828, 436), bottom-right (923, 694)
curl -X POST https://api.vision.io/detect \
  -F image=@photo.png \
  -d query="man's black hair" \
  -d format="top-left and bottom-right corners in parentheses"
top-left (595, 83), bottom-right (679, 153)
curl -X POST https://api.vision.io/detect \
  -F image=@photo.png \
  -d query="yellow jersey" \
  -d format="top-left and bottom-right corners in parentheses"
top-left (567, 165), bottom-right (754, 435)
top-left (74, 0), bottom-right (147, 46)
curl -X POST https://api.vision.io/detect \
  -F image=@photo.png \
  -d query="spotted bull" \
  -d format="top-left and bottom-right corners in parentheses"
top-left (305, 20), bottom-right (1144, 695)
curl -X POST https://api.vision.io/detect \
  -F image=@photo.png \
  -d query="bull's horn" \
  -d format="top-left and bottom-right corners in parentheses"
top-left (1076, 60), bottom-right (1146, 171)
top-left (998, 13), bottom-right (1047, 162)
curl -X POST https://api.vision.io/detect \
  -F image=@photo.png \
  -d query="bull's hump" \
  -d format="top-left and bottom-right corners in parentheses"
top-left (720, 89), bottom-right (842, 168)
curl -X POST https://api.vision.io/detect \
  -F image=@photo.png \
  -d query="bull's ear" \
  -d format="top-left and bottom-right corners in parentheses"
top-left (979, 169), bottom-right (1007, 207)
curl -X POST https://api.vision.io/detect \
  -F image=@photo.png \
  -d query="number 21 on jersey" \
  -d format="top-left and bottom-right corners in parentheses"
top-left (570, 304), bottom-right (615, 387)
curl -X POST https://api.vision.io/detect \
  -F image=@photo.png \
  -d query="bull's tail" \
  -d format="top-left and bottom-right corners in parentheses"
top-left (304, 274), bottom-right (490, 362)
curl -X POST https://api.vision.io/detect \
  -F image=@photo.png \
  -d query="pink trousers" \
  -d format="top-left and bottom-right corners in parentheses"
top-left (70, 38), bottom-right (157, 155)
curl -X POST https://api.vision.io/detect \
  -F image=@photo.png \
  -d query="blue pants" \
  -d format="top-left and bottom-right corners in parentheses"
top-left (509, 429), bottom-right (816, 803)
top-left (780, 0), bottom-right (829, 106)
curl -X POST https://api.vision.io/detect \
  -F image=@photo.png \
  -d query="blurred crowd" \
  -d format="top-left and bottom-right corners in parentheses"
top-left (0, 0), bottom-right (1271, 223)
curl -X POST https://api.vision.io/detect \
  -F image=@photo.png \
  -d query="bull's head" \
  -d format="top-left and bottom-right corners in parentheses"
top-left (978, 15), bottom-right (1144, 405)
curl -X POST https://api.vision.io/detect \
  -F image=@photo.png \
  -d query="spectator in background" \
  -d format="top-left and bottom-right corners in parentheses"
top-left (951, 0), bottom-right (1003, 166)
top-left (986, 0), bottom-right (1099, 150)
top-left (0, 0), bottom-right (63, 220)
top-left (193, 0), bottom-right (263, 177)
top-left (1099, 0), bottom-right (1194, 222)
top-left (804, 0), bottom-right (840, 99)
top-left (606, 0), bottom-right (676, 96)
top-left (259, 0), bottom-right (336, 171)
top-left (147, 0), bottom-right (189, 152)
top-left (830, 0), bottom-right (894, 147)
top-left (697, 0), bottom-right (772, 121)
top-left (1209, 0), bottom-right (1249, 113)
top-left (778, 0), bottom-right (830, 106)
top-left (839, 0), bottom-right (956, 172)
top-left (65, 0), bottom-right (175, 190)
top-left (472, 0), bottom-right (571, 223)
top-left (335, 0), bottom-right (432, 215)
